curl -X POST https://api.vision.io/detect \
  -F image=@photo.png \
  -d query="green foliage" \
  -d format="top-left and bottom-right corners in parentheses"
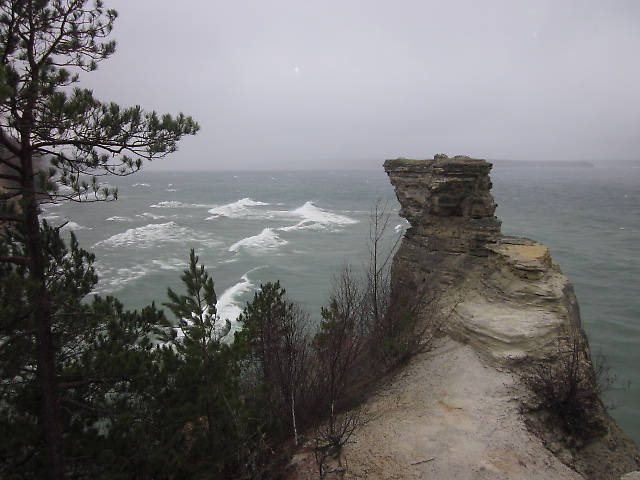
top-left (0, 0), bottom-right (199, 205)
top-left (235, 281), bottom-right (311, 445)
top-left (0, 224), bottom-right (173, 478)
top-left (163, 249), bottom-right (231, 354)
top-left (1, 2), bottom-right (199, 477)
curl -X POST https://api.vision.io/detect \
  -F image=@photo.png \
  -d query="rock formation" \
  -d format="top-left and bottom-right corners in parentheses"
top-left (384, 154), bottom-right (581, 362)
top-left (382, 154), bottom-right (640, 479)
top-left (287, 155), bottom-right (639, 479)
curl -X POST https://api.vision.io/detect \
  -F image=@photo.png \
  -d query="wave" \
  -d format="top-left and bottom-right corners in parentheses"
top-left (132, 183), bottom-right (151, 187)
top-left (217, 274), bottom-right (254, 328)
top-left (279, 201), bottom-right (358, 231)
top-left (106, 216), bottom-right (133, 222)
top-left (93, 257), bottom-right (184, 295)
top-left (166, 188), bottom-right (178, 192)
top-left (93, 263), bottom-right (151, 294)
top-left (207, 198), bottom-right (269, 219)
top-left (137, 212), bottom-right (167, 220)
top-left (217, 266), bottom-right (267, 337)
top-left (94, 222), bottom-right (215, 249)
top-left (60, 221), bottom-right (91, 231)
top-left (150, 201), bottom-right (192, 208)
top-left (150, 258), bottom-right (185, 271)
top-left (395, 219), bottom-right (410, 233)
top-left (228, 228), bottom-right (287, 254)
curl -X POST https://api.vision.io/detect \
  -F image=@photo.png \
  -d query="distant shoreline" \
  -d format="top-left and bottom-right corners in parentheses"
top-left (491, 159), bottom-right (640, 168)
top-left (491, 160), bottom-right (595, 168)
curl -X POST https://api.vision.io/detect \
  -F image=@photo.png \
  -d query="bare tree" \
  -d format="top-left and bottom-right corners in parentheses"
top-left (236, 282), bottom-right (312, 445)
top-left (521, 325), bottom-right (607, 440)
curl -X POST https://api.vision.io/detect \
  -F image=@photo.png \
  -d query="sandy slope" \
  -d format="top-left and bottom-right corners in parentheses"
top-left (289, 337), bottom-right (584, 479)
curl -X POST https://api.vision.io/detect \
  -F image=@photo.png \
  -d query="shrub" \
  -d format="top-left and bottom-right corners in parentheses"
top-left (522, 325), bottom-right (607, 441)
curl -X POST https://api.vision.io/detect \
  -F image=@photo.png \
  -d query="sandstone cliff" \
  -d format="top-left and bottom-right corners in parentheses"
top-left (288, 155), bottom-right (639, 479)
top-left (385, 154), bottom-right (580, 362)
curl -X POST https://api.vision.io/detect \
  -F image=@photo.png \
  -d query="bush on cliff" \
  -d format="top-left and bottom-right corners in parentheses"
top-left (522, 325), bottom-right (607, 443)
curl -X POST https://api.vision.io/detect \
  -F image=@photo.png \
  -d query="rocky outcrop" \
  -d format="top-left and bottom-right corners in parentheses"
top-left (287, 156), bottom-right (639, 479)
top-left (382, 154), bottom-right (640, 479)
top-left (385, 154), bottom-right (581, 362)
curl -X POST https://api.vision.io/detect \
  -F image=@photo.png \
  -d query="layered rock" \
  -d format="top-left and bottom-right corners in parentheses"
top-left (287, 156), bottom-right (639, 480)
top-left (384, 154), bottom-right (581, 362)
top-left (382, 154), bottom-right (640, 479)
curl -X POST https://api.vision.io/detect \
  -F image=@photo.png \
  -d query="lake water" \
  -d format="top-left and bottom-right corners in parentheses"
top-left (41, 165), bottom-right (640, 444)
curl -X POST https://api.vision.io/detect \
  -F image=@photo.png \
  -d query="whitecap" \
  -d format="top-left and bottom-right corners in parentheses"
top-left (217, 266), bottom-right (266, 337)
top-left (132, 183), bottom-right (151, 187)
top-left (207, 198), bottom-right (269, 219)
top-left (93, 263), bottom-right (151, 294)
top-left (217, 274), bottom-right (254, 327)
top-left (228, 228), bottom-right (287, 253)
top-left (279, 201), bottom-right (358, 231)
top-left (150, 200), bottom-right (210, 208)
top-left (137, 212), bottom-right (167, 220)
top-left (278, 221), bottom-right (326, 232)
top-left (106, 216), bottom-right (133, 222)
top-left (166, 188), bottom-right (178, 192)
top-left (94, 222), bottom-right (214, 249)
top-left (151, 258), bottom-right (185, 270)
top-left (395, 219), bottom-right (410, 233)
top-left (60, 221), bottom-right (91, 231)
top-left (150, 201), bottom-right (192, 208)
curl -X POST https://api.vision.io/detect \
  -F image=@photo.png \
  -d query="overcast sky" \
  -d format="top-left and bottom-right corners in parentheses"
top-left (81, 0), bottom-right (640, 170)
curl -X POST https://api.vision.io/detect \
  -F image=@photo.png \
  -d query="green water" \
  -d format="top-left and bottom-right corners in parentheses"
top-left (42, 166), bottom-right (640, 444)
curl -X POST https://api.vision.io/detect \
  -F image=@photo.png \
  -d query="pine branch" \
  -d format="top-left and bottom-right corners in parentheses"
top-left (0, 255), bottom-right (28, 265)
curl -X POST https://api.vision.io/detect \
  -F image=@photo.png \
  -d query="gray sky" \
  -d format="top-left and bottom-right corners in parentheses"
top-left (82, 0), bottom-right (640, 170)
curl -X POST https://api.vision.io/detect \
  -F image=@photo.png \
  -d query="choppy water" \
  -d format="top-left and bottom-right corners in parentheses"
top-left (41, 166), bottom-right (640, 444)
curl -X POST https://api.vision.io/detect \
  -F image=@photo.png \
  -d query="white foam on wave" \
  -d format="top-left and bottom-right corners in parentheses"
top-left (93, 263), bottom-right (151, 294)
top-left (132, 183), bottom-right (151, 187)
top-left (60, 221), bottom-right (91, 231)
top-left (217, 266), bottom-right (266, 337)
top-left (228, 228), bottom-right (287, 253)
top-left (166, 188), bottom-right (178, 192)
top-left (137, 212), bottom-right (167, 220)
top-left (207, 198), bottom-right (269, 219)
top-left (279, 201), bottom-right (358, 231)
top-left (151, 258), bottom-right (185, 270)
top-left (106, 216), bottom-right (133, 222)
top-left (395, 219), bottom-right (410, 233)
top-left (150, 201), bottom-right (191, 208)
top-left (150, 201), bottom-right (211, 209)
top-left (94, 222), bottom-right (215, 249)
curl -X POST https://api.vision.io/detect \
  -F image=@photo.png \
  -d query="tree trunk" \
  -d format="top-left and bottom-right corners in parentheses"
top-left (21, 148), bottom-right (65, 480)
top-left (291, 391), bottom-right (298, 446)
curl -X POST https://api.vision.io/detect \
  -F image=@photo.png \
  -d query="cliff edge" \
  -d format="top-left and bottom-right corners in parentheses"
top-left (380, 154), bottom-right (639, 479)
top-left (287, 155), bottom-right (639, 479)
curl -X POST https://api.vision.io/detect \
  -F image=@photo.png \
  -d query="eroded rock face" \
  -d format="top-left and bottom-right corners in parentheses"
top-left (384, 154), bottom-right (581, 362)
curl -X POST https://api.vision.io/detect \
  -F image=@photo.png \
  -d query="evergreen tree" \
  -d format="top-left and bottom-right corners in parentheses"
top-left (0, 222), bottom-right (174, 478)
top-left (160, 250), bottom-right (243, 478)
top-left (235, 282), bottom-right (311, 446)
top-left (0, 1), bottom-right (198, 477)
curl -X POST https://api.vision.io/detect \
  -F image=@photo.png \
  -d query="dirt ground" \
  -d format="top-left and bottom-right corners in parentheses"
top-left (287, 337), bottom-right (585, 479)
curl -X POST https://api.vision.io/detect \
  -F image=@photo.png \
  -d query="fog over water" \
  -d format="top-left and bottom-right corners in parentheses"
top-left (81, 0), bottom-right (640, 170)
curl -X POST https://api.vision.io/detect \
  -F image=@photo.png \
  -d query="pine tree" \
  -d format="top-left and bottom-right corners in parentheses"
top-left (235, 281), bottom-right (311, 446)
top-left (0, 222), bottom-right (175, 478)
top-left (160, 249), bottom-right (239, 476)
top-left (0, 2), bottom-right (198, 477)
